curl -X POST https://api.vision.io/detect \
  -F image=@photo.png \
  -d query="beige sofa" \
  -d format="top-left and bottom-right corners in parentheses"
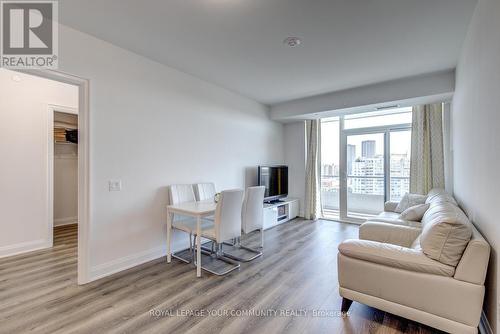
top-left (337, 189), bottom-right (490, 334)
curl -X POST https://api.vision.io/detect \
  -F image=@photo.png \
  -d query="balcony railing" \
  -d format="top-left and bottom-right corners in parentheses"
top-left (321, 175), bottom-right (410, 216)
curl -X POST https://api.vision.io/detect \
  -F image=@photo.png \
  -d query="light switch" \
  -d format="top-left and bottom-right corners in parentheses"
top-left (109, 180), bottom-right (122, 191)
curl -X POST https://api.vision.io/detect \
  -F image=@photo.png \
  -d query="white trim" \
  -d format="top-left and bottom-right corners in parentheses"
top-left (89, 247), bottom-right (165, 282)
top-left (47, 107), bottom-right (54, 249)
top-left (479, 311), bottom-right (493, 334)
top-left (19, 69), bottom-right (91, 285)
top-left (49, 104), bottom-right (78, 115)
top-left (0, 239), bottom-right (52, 258)
top-left (54, 216), bottom-right (78, 226)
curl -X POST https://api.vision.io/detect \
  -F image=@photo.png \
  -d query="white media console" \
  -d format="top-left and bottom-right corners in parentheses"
top-left (263, 198), bottom-right (300, 230)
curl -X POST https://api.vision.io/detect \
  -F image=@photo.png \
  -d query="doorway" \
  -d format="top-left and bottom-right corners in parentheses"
top-left (0, 68), bottom-right (90, 284)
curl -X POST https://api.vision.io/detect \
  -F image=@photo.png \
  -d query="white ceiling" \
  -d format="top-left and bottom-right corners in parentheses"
top-left (58, 0), bottom-right (477, 105)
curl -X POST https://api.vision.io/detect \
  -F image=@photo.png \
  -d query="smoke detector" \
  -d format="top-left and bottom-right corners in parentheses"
top-left (283, 37), bottom-right (302, 47)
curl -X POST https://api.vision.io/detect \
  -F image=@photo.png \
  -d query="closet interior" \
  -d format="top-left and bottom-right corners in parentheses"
top-left (53, 111), bottom-right (78, 227)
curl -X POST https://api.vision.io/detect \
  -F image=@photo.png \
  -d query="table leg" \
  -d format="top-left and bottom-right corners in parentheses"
top-left (167, 211), bottom-right (172, 263)
top-left (196, 216), bottom-right (201, 277)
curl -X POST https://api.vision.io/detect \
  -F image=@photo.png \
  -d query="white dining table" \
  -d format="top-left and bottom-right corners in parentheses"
top-left (166, 200), bottom-right (217, 277)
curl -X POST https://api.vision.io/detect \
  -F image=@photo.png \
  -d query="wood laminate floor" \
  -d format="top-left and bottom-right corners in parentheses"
top-left (0, 220), bottom-right (443, 334)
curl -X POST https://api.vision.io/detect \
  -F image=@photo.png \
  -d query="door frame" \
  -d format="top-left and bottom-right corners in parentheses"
top-left (18, 69), bottom-right (91, 285)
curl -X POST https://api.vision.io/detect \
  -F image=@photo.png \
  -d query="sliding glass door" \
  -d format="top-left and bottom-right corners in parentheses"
top-left (321, 108), bottom-right (412, 222)
top-left (345, 132), bottom-right (385, 218)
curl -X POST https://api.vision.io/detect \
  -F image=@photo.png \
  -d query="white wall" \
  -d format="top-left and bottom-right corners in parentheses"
top-left (284, 122), bottom-right (306, 216)
top-left (51, 25), bottom-right (284, 281)
top-left (0, 69), bottom-right (78, 257)
top-left (452, 0), bottom-right (500, 331)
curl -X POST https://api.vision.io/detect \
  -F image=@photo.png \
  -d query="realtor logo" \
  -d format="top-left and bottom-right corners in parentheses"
top-left (1, 0), bottom-right (58, 68)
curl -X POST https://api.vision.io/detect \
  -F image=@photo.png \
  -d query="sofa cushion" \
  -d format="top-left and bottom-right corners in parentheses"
top-left (420, 202), bottom-right (472, 266)
top-left (339, 239), bottom-right (455, 276)
top-left (400, 203), bottom-right (430, 221)
top-left (395, 193), bottom-right (427, 213)
top-left (425, 188), bottom-right (458, 205)
top-left (370, 212), bottom-right (421, 227)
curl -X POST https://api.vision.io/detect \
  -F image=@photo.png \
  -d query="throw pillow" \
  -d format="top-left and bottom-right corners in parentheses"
top-left (395, 193), bottom-right (427, 213)
top-left (400, 203), bottom-right (430, 221)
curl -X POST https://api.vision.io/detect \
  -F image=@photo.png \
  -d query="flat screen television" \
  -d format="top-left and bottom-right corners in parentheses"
top-left (258, 165), bottom-right (288, 203)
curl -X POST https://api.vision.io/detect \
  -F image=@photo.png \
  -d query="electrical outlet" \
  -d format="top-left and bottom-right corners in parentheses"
top-left (109, 180), bottom-right (122, 192)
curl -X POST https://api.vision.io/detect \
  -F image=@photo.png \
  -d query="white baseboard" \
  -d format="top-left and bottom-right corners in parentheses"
top-left (0, 239), bottom-right (52, 258)
top-left (87, 232), bottom-right (206, 283)
top-left (89, 246), bottom-right (166, 282)
top-left (54, 216), bottom-right (78, 226)
top-left (479, 311), bottom-right (493, 334)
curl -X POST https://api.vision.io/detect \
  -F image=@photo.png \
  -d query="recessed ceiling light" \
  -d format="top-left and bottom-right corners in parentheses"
top-left (12, 75), bottom-right (21, 82)
top-left (283, 37), bottom-right (302, 47)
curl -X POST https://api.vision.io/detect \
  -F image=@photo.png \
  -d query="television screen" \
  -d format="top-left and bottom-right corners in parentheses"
top-left (258, 165), bottom-right (288, 201)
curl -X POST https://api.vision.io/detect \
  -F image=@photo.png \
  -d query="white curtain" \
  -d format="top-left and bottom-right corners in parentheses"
top-left (410, 103), bottom-right (445, 195)
top-left (305, 120), bottom-right (322, 220)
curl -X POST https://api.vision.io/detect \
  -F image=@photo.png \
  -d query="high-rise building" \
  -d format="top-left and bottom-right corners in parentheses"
top-left (347, 144), bottom-right (356, 174)
top-left (362, 140), bottom-right (376, 158)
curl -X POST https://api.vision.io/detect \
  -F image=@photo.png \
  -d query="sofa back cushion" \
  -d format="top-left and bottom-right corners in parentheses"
top-left (420, 202), bottom-right (472, 266)
top-left (425, 188), bottom-right (458, 206)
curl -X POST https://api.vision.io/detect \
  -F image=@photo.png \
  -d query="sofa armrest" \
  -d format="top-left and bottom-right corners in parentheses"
top-left (454, 227), bottom-right (491, 285)
top-left (384, 201), bottom-right (399, 212)
top-left (338, 239), bottom-right (455, 276)
top-left (359, 221), bottom-right (421, 248)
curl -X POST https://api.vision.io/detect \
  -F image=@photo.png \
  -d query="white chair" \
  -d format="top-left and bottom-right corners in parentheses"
top-left (194, 182), bottom-right (217, 223)
top-left (169, 184), bottom-right (211, 263)
top-left (194, 182), bottom-right (217, 202)
top-left (200, 189), bottom-right (244, 275)
top-left (223, 186), bottom-right (265, 261)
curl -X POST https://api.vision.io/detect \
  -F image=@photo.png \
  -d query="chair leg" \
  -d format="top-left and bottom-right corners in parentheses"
top-left (222, 233), bottom-right (262, 262)
top-left (189, 232), bottom-right (193, 257)
top-left (260, 228), bottom-right (264, 249)
top-left (341, 298), bottom-right (353, 316)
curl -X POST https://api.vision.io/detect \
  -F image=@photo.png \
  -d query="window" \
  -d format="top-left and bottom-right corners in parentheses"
top-left (321, 108), bottom-right (412, 221)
